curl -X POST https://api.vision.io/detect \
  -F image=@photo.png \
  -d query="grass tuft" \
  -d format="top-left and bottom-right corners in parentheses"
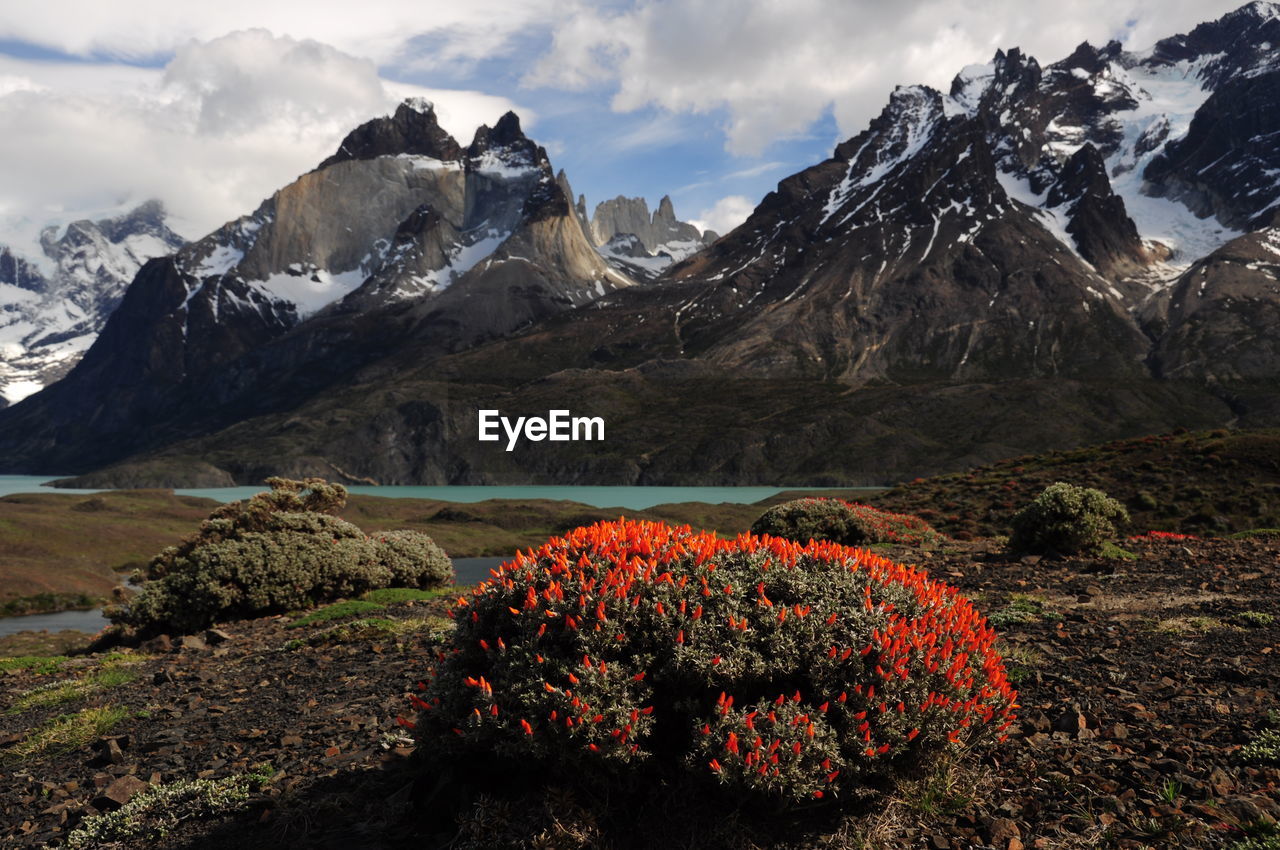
top-left (287, 600), bottom-right (384, 628)
top-left (0, 655), bottom-right (68, 674)
top-left (360, 586), bottom-right (462, 605)
top-left (3, 705), bottom-right (131, 761)
top-left (5, 652), bottom-right (144, 713)
top-left (1154, 616), bottom-right (1234, 635)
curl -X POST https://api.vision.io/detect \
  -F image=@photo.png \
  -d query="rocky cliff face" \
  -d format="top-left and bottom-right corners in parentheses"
top-left (0, 201), bottom-right (184, 407)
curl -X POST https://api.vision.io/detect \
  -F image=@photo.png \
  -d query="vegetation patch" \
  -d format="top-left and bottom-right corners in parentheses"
top-left (288, 600), bottom-right (385, 628)
top-left (1225, 821), bottom-right (1280, 850)
top-left (1241, 729), bottom-right (1280, 766)
top-left (6, 652), bottom-right (144, 713)
top-left (0, 592), bottom-right (99, 618)
top-left (2, 705), bottom-right (131, 761)
top-left (113, 478), bottom-right (454, 634)
top-left (1154, 616), bottom-right (1234, 635)
top-left (1230, 529), bottom-right (1280, 540)
top-left (751, 498), bottom-right (943, 547)
top-left (998, 644), bottom-right (1045, 685)
top-left (1009, 482), bottom-right (1129, 556)
top-left (0, 655), bottom-right (68, 674)
top-left (288, 615), bottom-right (451, 649)
top-left (415, 519), bottom-right (1015, 807)
top-left (986, 594), bottom-right (1061, 629)
top-left (65, 770), bottom-right (273, 848)
top-left (360, 586), bottom-right (463, 605)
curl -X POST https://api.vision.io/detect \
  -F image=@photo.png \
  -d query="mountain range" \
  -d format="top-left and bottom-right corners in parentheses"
top-left (2, 2), bottom-right (1279, 486)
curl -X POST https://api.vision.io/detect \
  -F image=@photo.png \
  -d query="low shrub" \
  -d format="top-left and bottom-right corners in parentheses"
top-left (114, 478), bottom-right (453, 634)
top-left (1008, 482), bottom-right (1129, 555)
top-left (751, 498), bottom-right (943, 547)
top-left (413, 519), bottom-right (1015, 806)
top-left (374, 530), bottom-right (455, 587)
top-left (65, 773), bottom-right (268, 848)
top-left (1241, 729), bottom-right (1280, 766)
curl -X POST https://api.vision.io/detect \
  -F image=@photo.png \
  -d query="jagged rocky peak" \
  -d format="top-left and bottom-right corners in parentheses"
top-left (317, 98), bottom-right (462, 170)
top-left (469, 110), bottom-right (529, 154)
top-left (172, 100), bottom-right (565, 326)
top-left (1060, 40), bottom-right (1124, 76)
top-left (1044, 143), bottom-right (1157, 275)
top-left (588, 194), bottom-right (708, 253)
top-left (1146, 1), bottom-right (1280, 86)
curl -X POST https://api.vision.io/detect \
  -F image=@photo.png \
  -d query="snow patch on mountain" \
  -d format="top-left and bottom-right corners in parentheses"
top-left (472, 151), bottom-right (537, 179)
top-left (250, 267), bottom-right (369, 319)
top-left (947, 62), bottom-right (996, 115)
top-left (1103, 57), bottom-right (1243, 264)
top-left (823, 88), bottom-right (941, 226)
top-left (427, 228), bottom-right (513, 291)
top-left (995, 170), bottom-right (1093, 267)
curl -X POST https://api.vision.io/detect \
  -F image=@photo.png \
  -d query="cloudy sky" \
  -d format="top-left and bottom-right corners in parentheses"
top-left (0, 0), bottom-right (1246, 251)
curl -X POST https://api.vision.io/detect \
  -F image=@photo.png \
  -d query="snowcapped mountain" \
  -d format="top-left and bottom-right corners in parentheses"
top-left (165, 100), bottom-right (629, 350)
top-left (0, 99), bottom-right (631, 474)
top-left (0, 201), bottom-right (184, 406)
top-left (652, 1), bottom-right (1280, 385)
top-left (3, 3), bottom-right (1280, 486)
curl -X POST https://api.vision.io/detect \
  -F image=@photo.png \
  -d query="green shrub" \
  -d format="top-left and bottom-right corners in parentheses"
top-left (751, 499), bottom-right (943, 547)
top-left (414, 519), bottom-right (1015, 807)
top-left (1008, 482), bottom-right (1129, 555)
top-left (1132, 491), bottom-right (1159, 511)
top-left (373, 530), bottom-right (454, 587)
top-left (114, 478), bottom-right (453, 634)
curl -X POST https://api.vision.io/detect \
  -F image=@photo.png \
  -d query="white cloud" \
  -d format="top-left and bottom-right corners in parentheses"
top-left (0, 30), bottom-right (524, 257)
top-left (691, 195), bottom-right (756, 236)
top-left (0, 1), bottom-right (561, 65)
top-left (529, 0), bottom-right (1246, 156)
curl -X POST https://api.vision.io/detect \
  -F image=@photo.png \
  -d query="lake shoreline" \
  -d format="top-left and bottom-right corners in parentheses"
top-left (0, 482), bottom-right (884, 628)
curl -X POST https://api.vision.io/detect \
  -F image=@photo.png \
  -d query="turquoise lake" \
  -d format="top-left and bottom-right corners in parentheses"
top-left (0, 476), bottom-right (875, 509)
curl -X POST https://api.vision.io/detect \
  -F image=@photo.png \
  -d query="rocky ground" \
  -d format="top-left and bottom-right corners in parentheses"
top-left (3, 535), bottom-right (1280, 848)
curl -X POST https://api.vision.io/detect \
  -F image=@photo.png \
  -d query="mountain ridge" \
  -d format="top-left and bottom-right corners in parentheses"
top-left (7, 2), bottom-right (1280, 486)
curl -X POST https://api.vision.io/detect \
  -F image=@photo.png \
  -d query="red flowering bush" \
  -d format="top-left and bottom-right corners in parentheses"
top-left (751, 498), bottom-right (943, 547)
top-left (1129, 530), bottom-right (1199, 542)
top-left (413, 519), bottom-right (1015, 805)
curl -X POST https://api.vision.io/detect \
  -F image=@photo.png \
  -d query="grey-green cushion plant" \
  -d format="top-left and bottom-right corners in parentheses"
top-left (113, 477), bottom-right (452, 634)
top-left (1008, 482), bottom-right (1129, 555)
